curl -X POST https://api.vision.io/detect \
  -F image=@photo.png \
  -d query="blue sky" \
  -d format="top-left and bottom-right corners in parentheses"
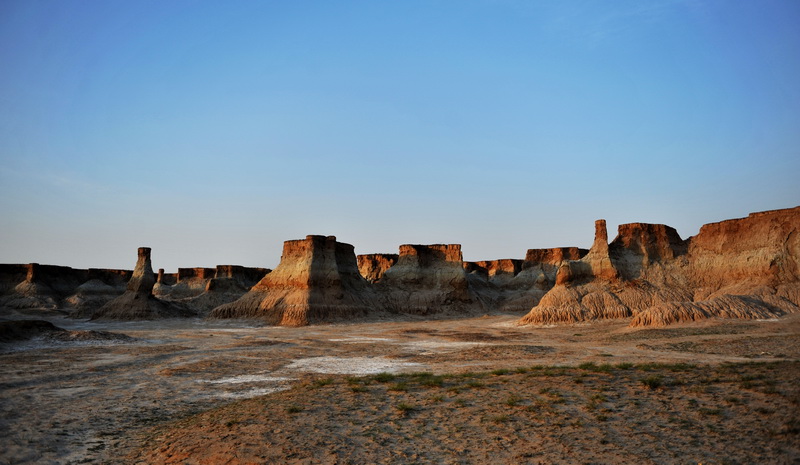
top-left (1, 0), bottom-right (798, 271)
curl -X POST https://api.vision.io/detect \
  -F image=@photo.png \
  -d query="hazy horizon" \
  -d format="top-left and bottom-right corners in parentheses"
top-left (2, 1), bottom-right (799, 271)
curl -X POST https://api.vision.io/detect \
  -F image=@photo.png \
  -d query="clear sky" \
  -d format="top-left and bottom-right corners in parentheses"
top-left (1, 0), bottom-right (798, 272)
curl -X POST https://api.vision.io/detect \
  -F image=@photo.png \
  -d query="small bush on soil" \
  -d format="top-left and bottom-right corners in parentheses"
top-left (641, 375), bottom-right (664, 390)
top-left (312, 378), bottom-right (334, 388)
top-left (389, 382), bottom-right (408, 392)
top-left (395, 403), bottom-right (414, 414)
top-left (373, 372), bottom-right (396, 383)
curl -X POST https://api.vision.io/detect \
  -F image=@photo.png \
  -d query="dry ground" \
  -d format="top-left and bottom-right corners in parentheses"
top-left (0, 312), bottom-right (798, 464)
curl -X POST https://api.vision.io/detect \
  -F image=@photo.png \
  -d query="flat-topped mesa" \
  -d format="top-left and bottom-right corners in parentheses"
top-left (92, 248), bottom-right (193, 320)
top-left (357, 254), bottom-right (399, 283)
top-left (376, 244), bottom-right (480, 315)
top-left (210, 235), bottom-right (379, 326)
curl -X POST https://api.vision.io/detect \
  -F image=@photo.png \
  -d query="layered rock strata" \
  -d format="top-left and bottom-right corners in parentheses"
top-left (178, 265), bottom-right (271, 316)
top-left (211, 236), bottom-right (379, 326)
top-left (495, 247), bottom-right (588, 312)
top-left (520, 207), bottom-right (800, 327)
top-left (92, 248), bottom-right (193, 320)
top-left (376, 244), bottom-right (481, 315)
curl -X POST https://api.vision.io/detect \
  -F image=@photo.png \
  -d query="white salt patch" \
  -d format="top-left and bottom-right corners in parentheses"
top-left (286, 356), bottom-right (422, 375)
top-left (201, 375), bottom-right (292, 385)
top-left (328, 337), bottom-right (393, 343)
top-left (403, 341), bottom-right (487, 352)
top-left (755, 318), bottom-right (780, 322)
top-left (216, 386), bottom-right (291, 399)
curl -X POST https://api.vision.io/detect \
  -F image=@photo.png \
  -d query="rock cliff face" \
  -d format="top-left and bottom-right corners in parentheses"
top-left (210, 236), bottom-right (379, 326)
top-left (357, 254), bottom-right (399, 283)
top-left (176, 265), bottom-right (270, 316)
top-left (492, 247), bottom-right (589, 313)
top-left (92, 248), bottom-right (193, 320)
top-left (520, 207), bottom-right (800, 327)
top-left (376, 244), bottom-right (481, 315)
top-left (0, 264), bottom-right (130, 315)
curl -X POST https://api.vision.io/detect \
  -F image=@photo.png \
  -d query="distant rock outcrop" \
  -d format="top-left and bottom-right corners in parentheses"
top-left (176, 265), bottom-right (270, 316)
top-left (493, 247), bottom-right (588, 313)
top-left (0, 264), bottom-right (129, 315)
top-left (376, 244), bottom-right (482, 315)
top-left (520, 207), bottom-right (800, 327)
top-left (91, 248), bottom-right (193, 320)
top-left (211, 236), bottom-right (379, 325)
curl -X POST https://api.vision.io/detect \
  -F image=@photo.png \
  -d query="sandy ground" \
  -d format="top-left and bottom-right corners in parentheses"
top-left (0, 312), bottom-right (798, 464)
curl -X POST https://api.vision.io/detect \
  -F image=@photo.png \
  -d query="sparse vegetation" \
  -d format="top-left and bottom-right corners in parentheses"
top-left (285, 405), bottom-right (302, 414)
top-left (641, 375), bottom-right (664, 390)
top-left (395, 403), bottom-right (414, 414)
top-left (311, 378), bottom-right (334, 388)
top-left (389, 382), bottom-right (408, 392)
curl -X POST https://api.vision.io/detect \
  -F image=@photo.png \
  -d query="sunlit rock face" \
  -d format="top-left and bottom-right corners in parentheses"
top-left (520, 206), bottom-right (800, 327)
top-left (375, 244), bottom-right (483, 316)
top-left (357, 254), bottom-right (399, 284)
top-left (211, 236), bottom-right (380, 326)
top-left (92, 248), bottom-right (194, 320)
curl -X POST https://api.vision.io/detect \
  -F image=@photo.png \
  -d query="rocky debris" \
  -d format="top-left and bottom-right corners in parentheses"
top-left (92, 248), bottom-right (194, 320)
top-left (521, 207), bottom-right (800, 327)
top-left (376, 244), bottom-right (482, 315)
top-left (357, 254), bottom-right (399, 283)
top-left (211, 236), bottom-right (380, 325)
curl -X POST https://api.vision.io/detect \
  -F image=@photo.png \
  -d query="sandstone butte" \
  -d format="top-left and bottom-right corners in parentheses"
top-left (0, 206), bottom-right (798, 327)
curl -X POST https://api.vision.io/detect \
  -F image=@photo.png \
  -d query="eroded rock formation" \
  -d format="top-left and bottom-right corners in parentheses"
top-left (0, 264), bottom-right (130, 315)
top-left (92, 248), bottom-right (193, 320)
top-left (520, 207), bottom-right (800, 327)
top-left (376, 244), bottom-right (481, 315)
top-left (357, 254), bottom-right (399, 283)
top-left (493, 247), bottom-right (588, 312)
top-left (177, 265), bottom-right (270, 316)
top-left (211, 236), bottom-right (379, 325)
